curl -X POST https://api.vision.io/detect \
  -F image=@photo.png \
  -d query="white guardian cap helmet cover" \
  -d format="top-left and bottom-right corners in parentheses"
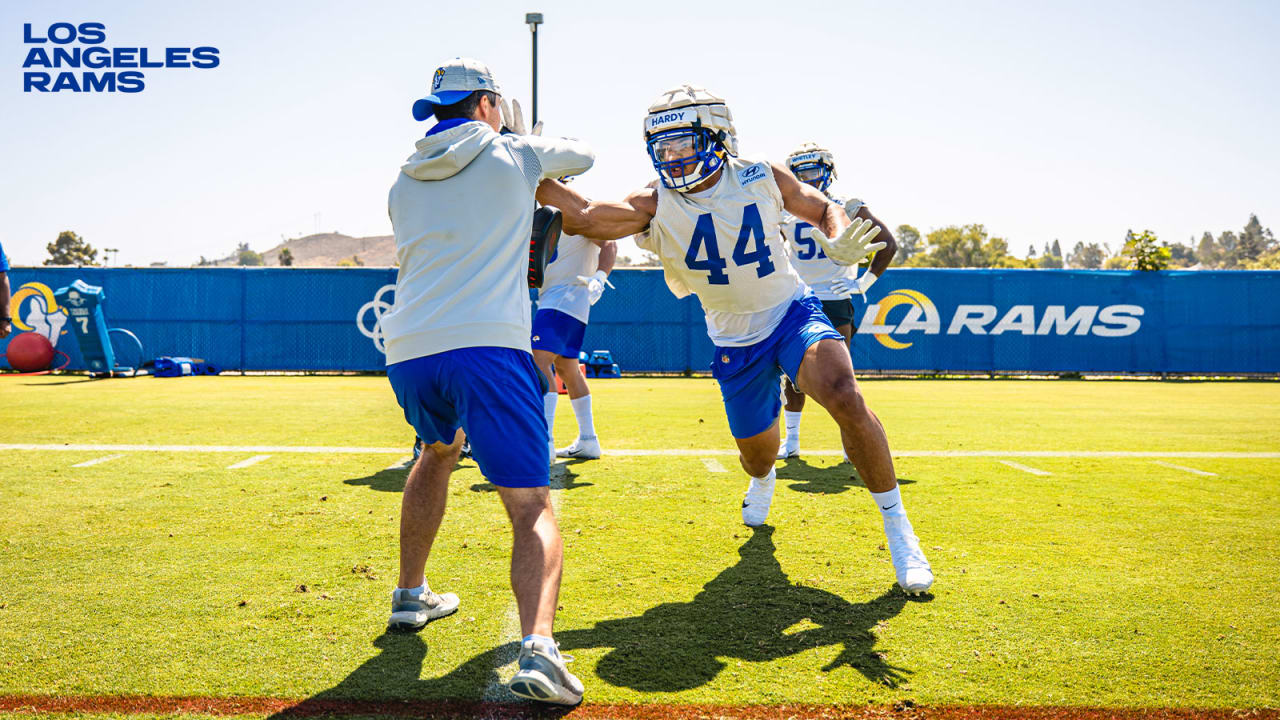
top-left (643, 84), bottom-right (739, 192)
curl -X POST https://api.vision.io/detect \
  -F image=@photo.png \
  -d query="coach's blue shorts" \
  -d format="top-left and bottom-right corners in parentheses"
top-left (710, 294), bottom-right (844, 439)
top-left (531, 308), bottom-right (587, 358)
top-left (387, 347), bottom-right (549, 488)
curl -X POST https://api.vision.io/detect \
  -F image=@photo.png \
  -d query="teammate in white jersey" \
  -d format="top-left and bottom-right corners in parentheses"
top-left (537, 85), bottom-right (933, 596)
top-left (776, 143), bottom-right (894, 459)
top-left (532, 232), bottom-right (617, 461)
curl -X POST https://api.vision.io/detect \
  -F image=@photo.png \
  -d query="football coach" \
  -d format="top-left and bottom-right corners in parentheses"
top-left (379, 57), bottom-right (595, 705)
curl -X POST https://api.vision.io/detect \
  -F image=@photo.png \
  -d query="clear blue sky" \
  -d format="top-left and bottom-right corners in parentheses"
top-left (3, 0), bottom-right (1277, 266)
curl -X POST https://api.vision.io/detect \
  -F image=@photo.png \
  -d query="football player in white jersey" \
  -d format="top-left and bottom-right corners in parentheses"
top-left (776, 143), bottom-right (892, 460)
top-left (532, 232), bottom-right (617, 461)
top-left (537, 85), bottom-right (932, 596)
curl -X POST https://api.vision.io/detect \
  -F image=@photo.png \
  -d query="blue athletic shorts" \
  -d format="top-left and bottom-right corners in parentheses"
top-left (710, 294), bottom-right (844, 439)
top-left (530, 308), bottom-right (587, 358)
top-left (387, 347), bottom-right (549, 487)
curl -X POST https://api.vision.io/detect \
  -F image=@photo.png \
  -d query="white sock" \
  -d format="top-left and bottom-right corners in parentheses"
top-left (399, 581), bottom-right (427, 594)
top-left (542, 391), bottom-right (558, 438)
top-left (870, 486), bottom-right (906, 518)
top-left (570, 394), bottom-right (596, 439)
top-left (784, 411), bottom-right (802, 444)
top-left (524, 633), bottom-right (559, 656)
top-left (753, 466), bottom-right (777, 486)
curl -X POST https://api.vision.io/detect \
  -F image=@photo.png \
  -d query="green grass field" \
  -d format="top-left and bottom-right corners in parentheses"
top-left (1, 375), bottom-right (1278, 717)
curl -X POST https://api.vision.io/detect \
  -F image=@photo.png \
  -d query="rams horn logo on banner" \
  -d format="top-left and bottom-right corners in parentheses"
top-left (11, 282), bottom-right (69, 343)
top-left (867, 289), bottom-right (940, 349)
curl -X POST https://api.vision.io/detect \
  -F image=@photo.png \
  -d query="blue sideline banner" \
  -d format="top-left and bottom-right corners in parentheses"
top-left (2, 267), bottom-right (1277, 374)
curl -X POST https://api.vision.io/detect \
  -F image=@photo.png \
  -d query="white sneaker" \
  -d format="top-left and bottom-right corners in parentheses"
top-left (508, 637), bottom-right (584, 705)
top-left (776, 441), bottom-right (800, 459)
top-left (387, 586), bottom-right (460, 632)
top-left (556, 436), bottom-right (601, 459)
top-left (883, 514), bottom-right (934, 595)
top-left (741, 470), bottom-right (776, 527)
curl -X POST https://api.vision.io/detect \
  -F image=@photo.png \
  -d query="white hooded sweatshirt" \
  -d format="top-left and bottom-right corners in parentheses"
top-left (382, 121), bottom-right (594, 364)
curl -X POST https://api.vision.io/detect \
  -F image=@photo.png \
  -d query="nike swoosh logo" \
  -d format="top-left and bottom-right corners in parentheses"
top-left (880, 503), bottom-right (898, 511)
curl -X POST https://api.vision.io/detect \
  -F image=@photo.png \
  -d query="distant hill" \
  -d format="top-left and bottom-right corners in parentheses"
top-left (210, 233), bottom-right (396, 267)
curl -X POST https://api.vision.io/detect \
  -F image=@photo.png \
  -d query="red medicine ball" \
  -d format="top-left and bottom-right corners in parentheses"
top-left (4, 332), bottom-right (56, 372)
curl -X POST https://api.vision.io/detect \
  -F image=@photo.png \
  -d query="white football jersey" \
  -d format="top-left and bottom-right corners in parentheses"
top-left (779, 196), bottom-right (863, 301)
top-left (639, 157), bottom-right (804, 345)
top-left (537, 233), bottom-right (600, 324)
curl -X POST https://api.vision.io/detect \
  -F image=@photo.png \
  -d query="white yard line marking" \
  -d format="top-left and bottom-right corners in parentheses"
top-left (998, 460), bottom-right (1052, 476)
top-left (1152, 461), bottom-right (1218, 477)
top-left (702, 458), bottom-right (728, 473)
top-left (385, 456), bottom-right (413, 471)
top-left (4, 444), bottom-right (1279, 459)
top-left (70, 454), bottom-right (123, 468)
top-left (226, 455), bottom-right (271, 470)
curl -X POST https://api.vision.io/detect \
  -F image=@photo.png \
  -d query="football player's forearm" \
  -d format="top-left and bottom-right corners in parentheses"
top-left (0, 273), bottom-right (10, 318)
top-left (537, 180), bottom-right (648, 240)
top-left (818, 201), bottom-right (850, 241)
top-left (597, 241), bottom-right (617, 274)
top-left (858, 208), bottom-right (897, 276)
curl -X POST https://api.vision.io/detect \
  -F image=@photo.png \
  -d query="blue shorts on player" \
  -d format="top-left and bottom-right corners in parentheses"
top-left (387, 347), bottom-right (550, 487)
top-left (530, 308), bottom-right (587, 358)
top-left (711, 294), bottom-right (844, 439)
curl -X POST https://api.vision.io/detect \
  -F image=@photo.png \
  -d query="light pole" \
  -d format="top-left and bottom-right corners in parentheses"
top-left (525, 12), bottom-right (543, 127)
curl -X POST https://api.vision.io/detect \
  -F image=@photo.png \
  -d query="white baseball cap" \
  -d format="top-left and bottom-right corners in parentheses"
top-left (412, 57), bottom-right (503, 121)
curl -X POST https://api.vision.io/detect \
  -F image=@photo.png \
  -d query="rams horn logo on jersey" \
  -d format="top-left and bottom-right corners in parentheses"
top-left (432, 67), bottom-right (446, 91)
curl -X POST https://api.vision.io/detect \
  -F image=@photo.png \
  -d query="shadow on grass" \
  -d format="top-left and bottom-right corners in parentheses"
top-left (469, 459), bottom-right (595, 494)
top-left (777, 457), bottom-right (916, 495)
top-left (344, 460), bottom-right (477, 493)
top-left (270, 527), bottom-right (922, 716)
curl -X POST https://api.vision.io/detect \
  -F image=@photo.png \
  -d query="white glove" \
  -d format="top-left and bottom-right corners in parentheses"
top-left (812, 218), bottom-right (885, 266)
top-left (830, 271), bottom-right (879, 302)
top-left (575, 270), bottom-right (614, 305)
top-left (500, 97), bottom-right (544, 136)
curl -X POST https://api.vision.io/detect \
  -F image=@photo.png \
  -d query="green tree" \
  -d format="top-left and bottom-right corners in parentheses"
top-left (337, 255), bottom-right (364, 267)
top-left (1166, 241), bottom-right (1196, 268)
top-left (1217, 231), bottom-right (1240, 268)
top-left (909, 224), bottom-right (1025, 268)
top-left (1195, 232), bottom-right (1219, 268)
top-left (1067, 242), bottom-right (1106, 269)
top-left (279, 248), bottom-right (294, 267)
top-left (1037, 241), bottom-right (1064, 269)
top-left (236, 242), bottom-right (263, 267)
top-left (1235, 214), bottom-right (1276, 265)
top-left (1121, 229), bottom-right (1170, 271)
top-left (892, 224), bottom-right (923, 266)
top-left (44, 230), bottom-right (98, 266)
top-left (1248, 247), bottom-right (1280, 269)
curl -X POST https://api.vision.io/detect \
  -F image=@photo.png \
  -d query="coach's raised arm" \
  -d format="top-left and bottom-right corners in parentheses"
top-left (378, 57), bottom-right (592, 706)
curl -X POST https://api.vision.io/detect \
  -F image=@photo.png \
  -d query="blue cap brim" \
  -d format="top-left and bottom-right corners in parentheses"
top-left (411, 90), bottom-right (474, 121)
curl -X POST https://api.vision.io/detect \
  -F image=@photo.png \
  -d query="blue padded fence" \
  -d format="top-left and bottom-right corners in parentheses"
top-left (2, 267), bottom-right (1277, 374)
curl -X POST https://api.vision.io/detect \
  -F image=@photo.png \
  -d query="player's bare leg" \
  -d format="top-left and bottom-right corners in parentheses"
top-left (553, 355), bottom-right (601, 459)
top-left (532, 348), bottom-right (559, 464)
top-left (398, 428), bottom-right (463, 589)
top-left (389, 429), bottom-right (462, 631)
top-left (796, 338), bottom-right (933, 594)
top-left (496, 485), bottom-right (564, 638)
top-left (736, 421), bottom-right (781, 526)
top-left (780, 323), bottom-right (853, 460)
